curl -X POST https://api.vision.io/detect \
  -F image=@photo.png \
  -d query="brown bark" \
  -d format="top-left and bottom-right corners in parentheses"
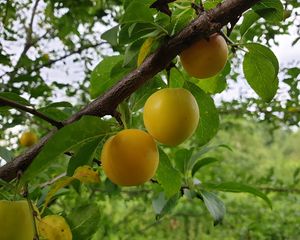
top-left (0, 0), bottom-right (261, 181)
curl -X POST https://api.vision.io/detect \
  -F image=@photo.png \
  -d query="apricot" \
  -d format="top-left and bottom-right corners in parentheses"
top-left (101, 129), bottom-right (159, 186)
top-left (180, 34), bottom-right (228, 78)
top-left (0, 200), bottom-right (36, 240)
top-left (19, 131), bottom-right (38, 147)
top-left (38, 215), bottom-right (72, 240)
top-left (143, 88), bottom-right (199, 146)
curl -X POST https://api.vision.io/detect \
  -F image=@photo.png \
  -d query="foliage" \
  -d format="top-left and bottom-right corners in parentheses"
top-left (0, 0), bottom-right (299, 239)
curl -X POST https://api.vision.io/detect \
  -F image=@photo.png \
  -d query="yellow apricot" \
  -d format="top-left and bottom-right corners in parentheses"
top-left (180, 34), bottom-right (228, 78)
top-left (101, 129), bottom-right (159, 186)
top-left (19, 131), bottom-right (38, 147)
top-left (143, 88), bottom-right (199, 146)
top-left (0, 200), bottom-right (36, 240)
top-left (38, 215), bottom-right (72, 240)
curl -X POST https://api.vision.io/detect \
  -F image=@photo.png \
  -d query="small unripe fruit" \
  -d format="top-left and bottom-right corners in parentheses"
top-left (101, 129), bottom-right (159, 186)
top-left (180, 34), bottom-right (228, 79)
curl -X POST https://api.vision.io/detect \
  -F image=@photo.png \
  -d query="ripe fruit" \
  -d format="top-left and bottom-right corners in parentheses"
top-left (143, 88), bottom-right (199, 146)
top-left (180, 34), bottom-right (228, 79)
top-left (0, 200), bottom-right (35, 240)
top-left (20, 131), bottom-right (38, 147)
top-left (38, 215), bottom-right (72, 240)
top-left (101, 129), bottom-right (159, 186)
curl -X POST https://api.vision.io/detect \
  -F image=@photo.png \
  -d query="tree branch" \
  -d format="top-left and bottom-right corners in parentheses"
top-left (27, 42), bottom-right (105, 74)
top-left (0, 0), bottom-right (261, 181)
top-left (4, 0), bottom-right (40, 83)
top-left (0, 97), bottom-right (63, 128)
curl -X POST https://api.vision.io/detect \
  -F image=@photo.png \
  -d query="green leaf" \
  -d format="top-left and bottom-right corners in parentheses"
top-left (188, 144), bottom-right (231, 171)
top-left (37, 107), bottom-right (70, 121)
top-left (73, 165), bottom-right (100, 184)
top-left (104, 178), bottom-right (120, 196)
top-left (90, 55), bottom-right (124, 99)
top-left (130, 76), bottom-right (165, 112)
top-left (67, 204), bottom-right (101, 240)
top-left (0, 53), bottom-right (10, 66)
top-left (245, 43), bottom-right (279, 76)
top-left (253, 0), bottom-right (284, 22)
top-left (152, 192), bottom-right (180, 219)
top-left (123, 39), bottom-right (143, 67)
top-left (0, 92), bottom-right (31, 106)
top-left (192, 157), bottom-right (219, 176)
top-left (203, 0), bottom-right (222, 10)
top-left (42, 176), bottom-right (74, 213)
top-left (197, 62), bottom-right (230, 94)
top-left (46, 102), bottom-right (73, 108)
top-left (155, 149), bottom-right (182, 197)
top-left (169, 68), bottom-right (185, 88)
top-left (174, 148), bottom-right (193, 174)
top-left (67, 138), bottom-right (102, 176)
top-left (184, 82), bottom-right (220, 146)
top-left (111, 56), bottom-right (132, 78)
top-left (30, 82), bottom-right (51, 98)
top-left (169, 8), bottom-right (195, 35)
top-left (117, 101), bottom-right (132, 129)
top-left (101, 25), bottom-right (119, 46)
top-left (137, 37), bottom-right (155, 66)
top-left (240, 10), bottom-right (260, 37)
top-left (119, 23), bottom-right (156, 45)
top-left (243, 51), bottom-right (278, 102)
top-left (22, 116), bottom-right (112, 181)
top-left (0, 146), bottom-right (13, 162)
top-left (204, 182), bottom-right (272, 209)
top-left (200, 190), bottom-right (226, 226)
top-left (121, 1), bottom-right (154, 24)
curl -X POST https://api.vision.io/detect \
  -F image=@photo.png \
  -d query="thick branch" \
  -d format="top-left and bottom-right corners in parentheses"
top-left (0, 0), bottom-right (261, 181)
top-left (0, 97), bottom-right (63, 128)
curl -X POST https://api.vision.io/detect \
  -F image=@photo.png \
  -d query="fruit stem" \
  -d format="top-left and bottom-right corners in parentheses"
top-left (219, 31), bottom-right (248, 53)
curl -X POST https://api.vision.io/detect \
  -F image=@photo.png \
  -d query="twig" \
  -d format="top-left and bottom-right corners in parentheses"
top-left (112, 110), bottom-right (124, 128)
top-left (219, 31), bottom-right (247, 53)
top-left (26, 42), bottom-right (105, 75)
top-left (22, 184), bottom-right (40, 240)
top-left (39, 172), bottom-right (66, 188)
top-left (227, 14), bottom-right (241, 36)
top-left (0, 96), bottom-right (63, 128)
top-left (6, 0), bottom-right (40, 83)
